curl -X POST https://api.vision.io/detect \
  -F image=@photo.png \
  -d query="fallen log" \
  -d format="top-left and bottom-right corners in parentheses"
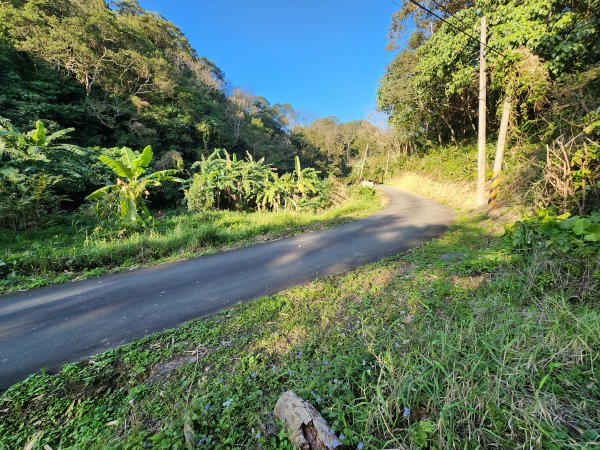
top-left (274, 390), bottom-right (341, 449)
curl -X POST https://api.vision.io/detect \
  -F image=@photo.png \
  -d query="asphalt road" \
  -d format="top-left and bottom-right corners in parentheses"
top-left (0, 187), bottom-right (454, 388)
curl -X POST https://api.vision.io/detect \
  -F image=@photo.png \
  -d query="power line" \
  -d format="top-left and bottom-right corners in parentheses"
top-left (386, 0), bottom-right (507, 59)
top-left (429, 0), bottom-right (460, 20)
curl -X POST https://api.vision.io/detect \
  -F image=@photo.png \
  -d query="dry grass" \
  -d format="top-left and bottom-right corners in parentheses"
top-left (388, 171), bottom-right (478, 211)
top-left (387, 171), bottom-right (526, 228)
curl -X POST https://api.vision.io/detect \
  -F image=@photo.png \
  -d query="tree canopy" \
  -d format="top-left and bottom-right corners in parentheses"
top-left (378, 0), bottom-right (599, 144)
top-left (0, 0), bottom-right (307, 170)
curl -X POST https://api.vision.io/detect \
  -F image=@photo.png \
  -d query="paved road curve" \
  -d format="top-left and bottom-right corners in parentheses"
top-left (0, 187), bottom-right (453, 388)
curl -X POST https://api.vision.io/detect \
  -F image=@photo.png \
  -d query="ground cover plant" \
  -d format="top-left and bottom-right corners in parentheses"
top-left (1, 204), bottom-right (598, 448)
top-left (0, 186), bottom-right (381, 294)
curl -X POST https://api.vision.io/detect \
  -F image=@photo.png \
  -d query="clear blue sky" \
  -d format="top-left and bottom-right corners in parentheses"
top-left (138, 0), bottom-right (399, 123)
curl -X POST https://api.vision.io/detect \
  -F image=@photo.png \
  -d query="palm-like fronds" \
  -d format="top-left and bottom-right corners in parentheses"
top-left (87, 146), bottom-right (182, 228)
top-left (186, 150), bottom-right (332, 212)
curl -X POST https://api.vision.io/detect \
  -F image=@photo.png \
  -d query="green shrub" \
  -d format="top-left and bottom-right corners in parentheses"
top-left (351, 185), bottom-right (377, 198)
top-left (0, 171), bottom-right (64, 230)
top-left (185, 150), bottom-right (332, 213)
top-left (0, 118), bottom-right (77, 229)
top-left (505, 210), bottom-right (600, 301)
top-left (505, 210), bottom-right (600, 254)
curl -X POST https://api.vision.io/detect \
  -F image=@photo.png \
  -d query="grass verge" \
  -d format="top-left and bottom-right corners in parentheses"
top-left (0, 188), bottom-right (382, 295)
top-left (1, 206), bottom-right (597, 448)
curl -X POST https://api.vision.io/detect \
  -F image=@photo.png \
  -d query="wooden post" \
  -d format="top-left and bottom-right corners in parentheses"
top-left (477, 16), bottom-right (487, 207)
top-left (358, 143), bottom-right (369, 181)
top-left (493, 96), bottom-right (511, 175)
top-left (488, 95), bottom-right (511, 213)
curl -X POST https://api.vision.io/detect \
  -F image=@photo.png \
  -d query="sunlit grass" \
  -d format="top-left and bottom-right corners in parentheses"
top-left (0, 189), bottom-right (383, 294)
top-left (388, 171), bottom-right (477, 211)
top-left (384, 141), bottom-right (531, 219)
top-left (1, 211), bottom-right (597, 448)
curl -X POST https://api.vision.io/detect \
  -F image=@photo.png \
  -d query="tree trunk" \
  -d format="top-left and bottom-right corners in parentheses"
top-left (488, 95), bottom-right (511, 213)
top-left (358, 144), bottom-right (369, 181)
top-left (384, 148), bottom-right (391, 182)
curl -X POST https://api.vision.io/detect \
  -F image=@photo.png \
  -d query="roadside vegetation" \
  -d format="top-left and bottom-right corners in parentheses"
top-left (0, 116), bottom-right (378, 292)
top-left (0, 0), bottom-right (598, 448)
top-left (0, 186), bottom-right (380, 295)
top-left (1, 202), bottom-right (598, 448)
top-left (0, 117), bottom-right (379, 294)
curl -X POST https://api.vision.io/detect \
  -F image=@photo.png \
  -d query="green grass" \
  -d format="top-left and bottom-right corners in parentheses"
top-left (0, 188), bottom-right (382, 294)
top-left (1, 209), bottom-right (597, 449)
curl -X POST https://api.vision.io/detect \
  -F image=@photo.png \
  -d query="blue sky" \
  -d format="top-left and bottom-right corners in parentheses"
top-left (138, 0), bottom-right (399, 123)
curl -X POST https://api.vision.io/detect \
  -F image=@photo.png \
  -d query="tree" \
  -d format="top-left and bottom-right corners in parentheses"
top-left (0, 0), bottom-right (317, 173)
top-left (379, 0), bottom-right (599, 144)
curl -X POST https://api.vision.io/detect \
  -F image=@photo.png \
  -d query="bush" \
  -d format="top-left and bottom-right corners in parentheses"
top-left (351, 185), bottom-right (377, 198)
top-left (534, 134), bottom-right (600, 215)
top-left (0, 172), bottom-right (64, 230)
top-left (0, 118), bottom-right (129, 228)
top-left (505, 210), bottom-right (600, 254)
top-left (185, 150), bottom-right (333, 213)
top-left (186, 173), bottom-right (218, 211)
top-left (530, 66), bottom-right (600, 215)
top-left (505, 210), bottom-right (600, 301)
top-left (0, 118), bottom-right (76, 229)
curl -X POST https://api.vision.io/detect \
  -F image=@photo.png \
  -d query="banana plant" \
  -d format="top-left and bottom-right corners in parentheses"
top-left (294, 155), bottom-right (320, 195)
top-left (240, 152), bottom-right (270, 204)
top-left (291, 155), bottom-right (320, 210)
top-left (87, 146), bottom-right (182, 228)
top-left (0, 119), bottom-right (77, 164)
top-left (186, 150), bottom-right (330, 212)
top-left (256, 171), bottom-right (289, 211)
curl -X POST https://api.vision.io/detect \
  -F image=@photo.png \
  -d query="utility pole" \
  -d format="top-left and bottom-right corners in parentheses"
top-left (477, 16), bottom-right (487, 207)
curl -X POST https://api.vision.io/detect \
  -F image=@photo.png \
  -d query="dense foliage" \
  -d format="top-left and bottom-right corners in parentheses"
top-left (0, 0), bottom-right (420, 188)
top-left (0, 117), bottom-right (334, 236)
top-left (372, 0), bottom-right (600, 215)
top-left (0, 0), bottom-right (320, 171)
top-left (0, 118), bottom-right (90, 229)
top-left (186, 151), bottom-right (332, 213)
top-left (378, 0), bottom-right (599, 144)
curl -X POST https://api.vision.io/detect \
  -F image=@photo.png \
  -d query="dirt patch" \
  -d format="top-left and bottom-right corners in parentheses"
top-left (147, 352), bottom-right (203, 384)
top-left (253, 324), bottom-right (307, 356)
top-left (452, 274), bottom-right (491, 290)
